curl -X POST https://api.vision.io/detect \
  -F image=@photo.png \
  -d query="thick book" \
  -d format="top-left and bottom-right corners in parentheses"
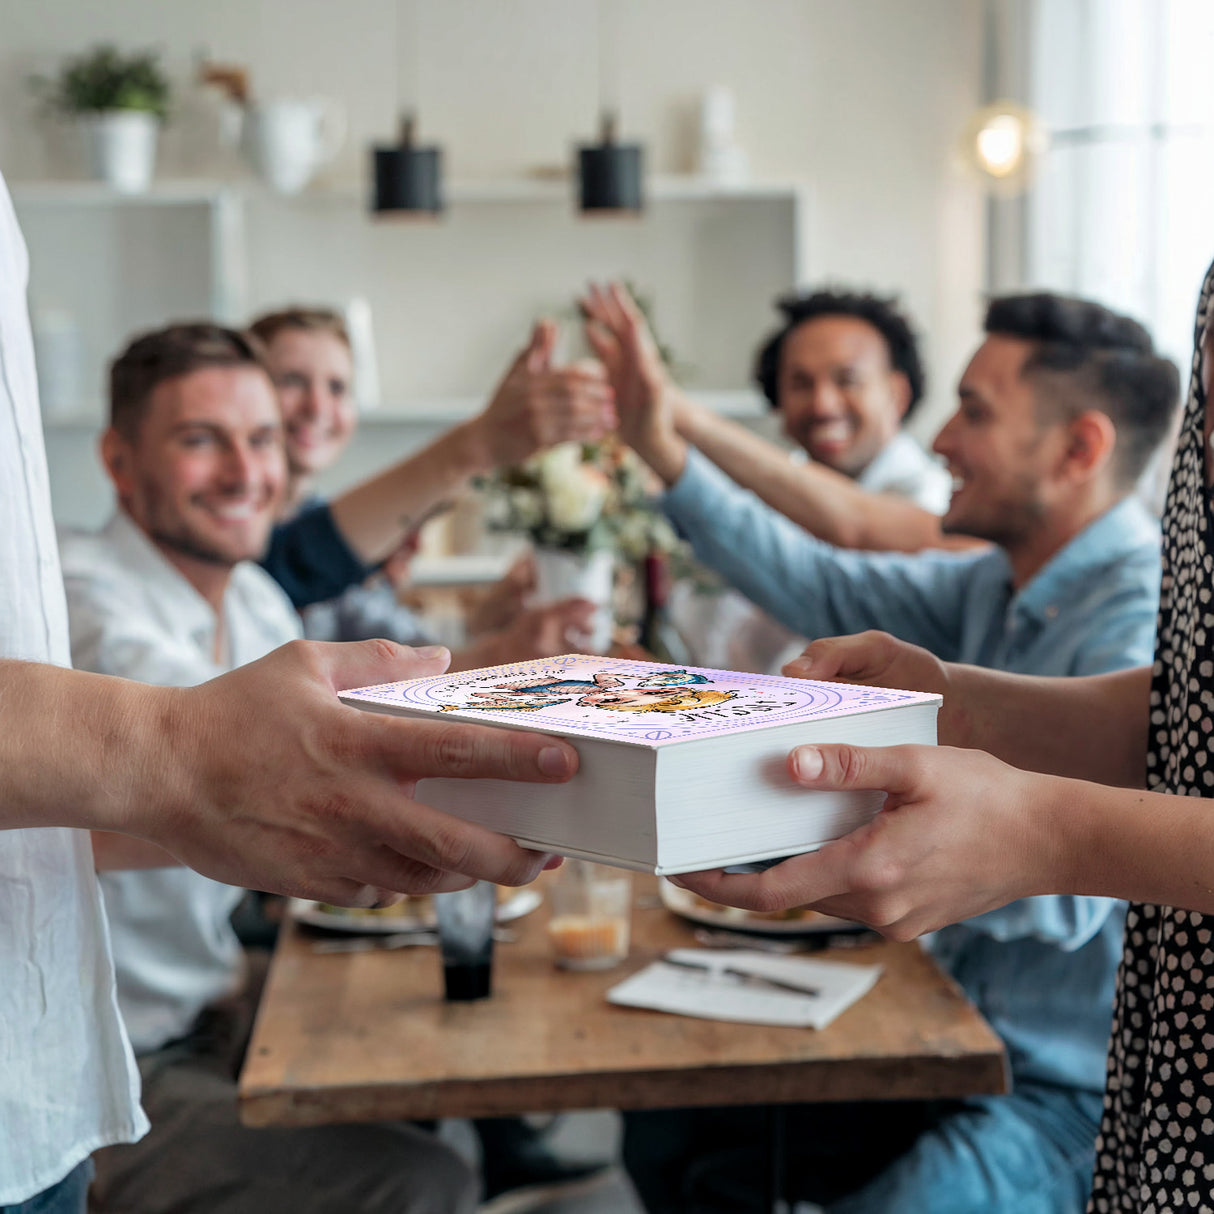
top-left (339, 654), bottom-right (940, 875)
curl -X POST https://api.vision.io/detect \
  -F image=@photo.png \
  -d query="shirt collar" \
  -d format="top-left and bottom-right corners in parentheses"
top-left (1012, 496), bottom-right (1160, 621)
top-left (857, 431), bottom-right (928, 490)
top-left (100, 511), bottom-right (220, 650)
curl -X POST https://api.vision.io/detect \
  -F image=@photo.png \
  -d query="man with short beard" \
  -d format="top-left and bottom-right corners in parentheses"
top-left (600, 293), bottom-right (1182, 1214)
top-left (59, 324), bottom-right (479, 1214)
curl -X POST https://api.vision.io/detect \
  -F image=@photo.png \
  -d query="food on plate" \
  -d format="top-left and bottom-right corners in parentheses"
top-left (316, 895), bottom-right (432, 919)
top-left (686, 890), bottom-right (827, 925)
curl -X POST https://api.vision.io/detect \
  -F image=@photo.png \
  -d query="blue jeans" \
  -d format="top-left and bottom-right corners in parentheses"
top-left (623, 1084), bottom-right (1103, 1214)
top-left (1, 1161), bottom-right (93, 1214)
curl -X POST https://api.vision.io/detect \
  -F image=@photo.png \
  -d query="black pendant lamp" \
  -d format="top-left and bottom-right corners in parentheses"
top-left (373, 113), bottom-right (443, 216)
top-left (578, 110), bottom-right (643, 214)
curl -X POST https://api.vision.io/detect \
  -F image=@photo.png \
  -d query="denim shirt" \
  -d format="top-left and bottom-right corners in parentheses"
top-left (665, 448), bottom-right (1163, 1093)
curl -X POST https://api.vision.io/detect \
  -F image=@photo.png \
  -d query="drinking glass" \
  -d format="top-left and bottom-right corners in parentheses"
top-left (434, 881), bottom-right (496, 1000)
top-left (547, 861), bottom-right (632, 971)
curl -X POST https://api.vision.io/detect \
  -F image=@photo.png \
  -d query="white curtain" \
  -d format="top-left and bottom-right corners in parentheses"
top-left (1022, 0), bottom-right (1214, 370)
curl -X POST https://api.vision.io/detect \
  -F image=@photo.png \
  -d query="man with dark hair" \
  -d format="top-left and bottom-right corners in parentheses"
top-left (592, 289), bottom-right (1180, 1213)
top-left (107, 323), bottom-right (273, 439)
top-left (753, 287), bottom-right (929, 473)
top-left (584, 282), bottom-right (954, 558)
top-left (582, 282), bottom-right (955, 673)
top-left (60, 323), bottom-right (482, 1214)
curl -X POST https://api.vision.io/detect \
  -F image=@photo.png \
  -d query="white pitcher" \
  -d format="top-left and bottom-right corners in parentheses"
top-left (242, 98), bottom-right (345, 194)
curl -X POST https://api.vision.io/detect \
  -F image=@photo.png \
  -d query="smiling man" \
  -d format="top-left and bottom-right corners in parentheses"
top-left (58, 324), bottom-right (479, 1214)
top-left (604, 294), bottom-right (1183, 1214)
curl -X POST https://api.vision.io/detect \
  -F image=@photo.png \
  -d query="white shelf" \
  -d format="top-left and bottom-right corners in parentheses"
top-left (319, 173), bottom-right (806, 206)
top-left (42, 388), bottom-right (767, 431)
top-left (10, 178), bottom-right (238, 206)
top-left (12, 174), bottom-right (806, 208)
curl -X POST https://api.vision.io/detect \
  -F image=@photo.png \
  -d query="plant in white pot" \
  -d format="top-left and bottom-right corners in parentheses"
top-left (33, 45), bottom-right (171, 194)
top-left (476, 437), bottom-right (681, 654)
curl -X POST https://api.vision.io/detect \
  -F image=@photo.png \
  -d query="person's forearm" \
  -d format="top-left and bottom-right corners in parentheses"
top-left (945, 663), bottom-right (1151, 785)
top-left (328, 420), bottom-right (491, 565)
top-left (92, 830), bottom-right (181, 870)
top-left (0, 660), bottom-right (187, 834)
top-left (675, 395), bottom-right (962, 553)
top-left (1047, 773), bottom-right (1214, 912)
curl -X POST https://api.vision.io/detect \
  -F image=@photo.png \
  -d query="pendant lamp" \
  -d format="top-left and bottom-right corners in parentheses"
top-left (578, 110), bottom-right (643, 213)
top-left (371, 1), bottom-right (443, 216)
top-left (373, 113), bottom-right (443, 215)
top-left (577, 1), bottom-right (643, 214)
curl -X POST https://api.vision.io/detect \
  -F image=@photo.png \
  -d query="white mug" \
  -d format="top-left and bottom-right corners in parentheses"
top-left (242, 98), bottom-right (345, 194)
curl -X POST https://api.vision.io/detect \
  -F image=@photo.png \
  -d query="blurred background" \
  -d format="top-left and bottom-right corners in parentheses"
top-left (3, 0), bottom-right (1212, 531)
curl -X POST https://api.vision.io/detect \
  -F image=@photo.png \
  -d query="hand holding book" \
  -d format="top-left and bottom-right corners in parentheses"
top-left (670, 741), bottom-right (1060, 941)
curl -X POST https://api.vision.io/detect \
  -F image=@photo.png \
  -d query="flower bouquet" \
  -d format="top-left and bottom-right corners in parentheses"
top-left (476, 437), bottom-right (680, 651)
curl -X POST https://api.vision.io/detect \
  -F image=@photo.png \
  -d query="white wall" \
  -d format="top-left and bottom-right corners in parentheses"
top-left (1, 0), bottom-right (987, 517)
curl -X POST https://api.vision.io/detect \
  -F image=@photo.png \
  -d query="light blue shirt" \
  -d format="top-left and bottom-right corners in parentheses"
top-left (665, 448), bottom-right (1163, 1093)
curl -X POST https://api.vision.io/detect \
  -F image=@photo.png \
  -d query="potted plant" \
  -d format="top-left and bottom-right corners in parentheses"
top-left (476, 436), bottom-right (682, 653)
top-left (32, 45), bottom-right (171, 194)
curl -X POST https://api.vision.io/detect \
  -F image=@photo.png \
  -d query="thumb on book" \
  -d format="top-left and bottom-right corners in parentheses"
top-left (788, 742), bottom-right (922, 794)
top-left (312, 638), bottom-right (453, 692)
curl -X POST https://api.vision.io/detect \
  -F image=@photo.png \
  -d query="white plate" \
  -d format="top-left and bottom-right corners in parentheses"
top-left (290, 887), bottom-right (543, 935)
top-left (658, 878), bottom-right (862, 936)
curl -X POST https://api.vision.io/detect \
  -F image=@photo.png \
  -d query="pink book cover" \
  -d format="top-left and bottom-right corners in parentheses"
top-left (339, 653), bottom-right (941, 747)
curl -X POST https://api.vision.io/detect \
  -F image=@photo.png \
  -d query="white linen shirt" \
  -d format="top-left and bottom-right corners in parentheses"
top-left (60, 511), bottom-right (303, 1054)
top-left (0, 171), bottom-right (147, 1204)
top-left (854, 428), bottom-right (952, 512)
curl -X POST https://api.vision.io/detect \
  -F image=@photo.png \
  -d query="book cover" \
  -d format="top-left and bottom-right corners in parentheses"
top-left (340, 655), bottom-right (940, 874)
top-left (339, 653), bottom-right (941, 744)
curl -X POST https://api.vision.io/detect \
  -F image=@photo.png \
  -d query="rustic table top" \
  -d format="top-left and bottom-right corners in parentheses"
top-left (239, 876), bottom-right (1007, 1128)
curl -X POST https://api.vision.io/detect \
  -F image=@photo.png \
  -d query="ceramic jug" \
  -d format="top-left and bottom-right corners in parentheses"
top-left (242, 98), bottom-right (345, 194)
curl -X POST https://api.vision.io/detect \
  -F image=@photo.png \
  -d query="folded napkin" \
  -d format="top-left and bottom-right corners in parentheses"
top-left (607, 948), bottom-right (882, 1029)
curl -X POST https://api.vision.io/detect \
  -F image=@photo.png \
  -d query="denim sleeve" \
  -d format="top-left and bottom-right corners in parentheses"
top-left (662, 448), bottom-right (978, 658)
top-left (962, 566), bottom-right (1158, 948)
top-left (963, 895), bottom-right (1124, 950)
top-left (261, 502), bottom-right (374, 610)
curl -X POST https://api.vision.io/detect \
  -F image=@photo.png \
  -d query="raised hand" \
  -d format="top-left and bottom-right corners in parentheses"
top-left (133, 639), bottom-right (579, 904)
top-left (672, 741), bottom-right (1054, 941)
top-left (472, 320), bottom-right (617, 466)
top-left (581, 282), bottom-right (687, 483)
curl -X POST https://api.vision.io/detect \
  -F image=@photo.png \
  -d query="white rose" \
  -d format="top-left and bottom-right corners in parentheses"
top-left (546, 467), bottom-right (609, 533)
top-left (536, 442), bottom-right (583, 487)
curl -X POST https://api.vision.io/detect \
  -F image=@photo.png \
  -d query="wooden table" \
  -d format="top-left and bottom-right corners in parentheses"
top-left (239, 877), bottom-right (1007, 1129)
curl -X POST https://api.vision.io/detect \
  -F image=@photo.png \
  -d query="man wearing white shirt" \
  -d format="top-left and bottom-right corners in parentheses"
top-left (0, 169), bottom-right (146, 1214)
top-left (62, 322), bottom-right (478, 1214)
top-left (0, 168), bottom-right (579, 1214)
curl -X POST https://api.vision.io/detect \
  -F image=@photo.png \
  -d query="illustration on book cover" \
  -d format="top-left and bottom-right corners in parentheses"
top-left (341, 655), bottom-right (939, 746)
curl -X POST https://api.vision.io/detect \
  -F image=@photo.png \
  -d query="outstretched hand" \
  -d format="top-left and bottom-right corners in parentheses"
top-left (673, 741), bottom-right (1054, 941)
top-left (783, 631), bottom-right (968, 746)
top-left (137, 639), bottom-right (579, 905)
top-left (473, 319), bottom-right (617, 466)
top-left (580, 282), bottom-right (687, 483)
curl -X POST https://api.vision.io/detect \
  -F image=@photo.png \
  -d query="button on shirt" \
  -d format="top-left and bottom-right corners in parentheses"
top-left (60, 512), bottom-right (303, 1054)
top-left (0, 171), bottom-right (146, 1204)
top-left (665, 447), bottom-right (1163, 1093)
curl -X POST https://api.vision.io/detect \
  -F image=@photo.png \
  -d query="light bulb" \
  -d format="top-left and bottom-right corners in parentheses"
top-left (975, 114), bottom-right (1025, 178)
top-left (959, 101), bottom-right (1045, 193)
